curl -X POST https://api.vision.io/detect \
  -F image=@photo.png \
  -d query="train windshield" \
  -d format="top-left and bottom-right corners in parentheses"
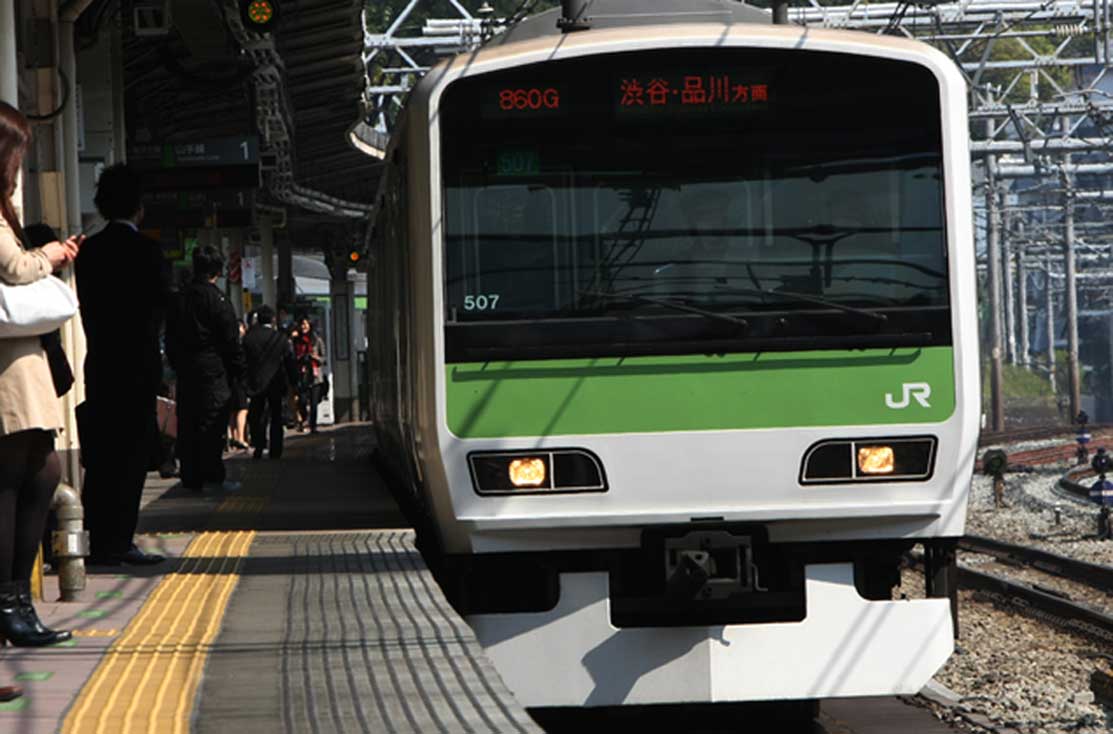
top-left (439, 49), bottom-right (950, 362)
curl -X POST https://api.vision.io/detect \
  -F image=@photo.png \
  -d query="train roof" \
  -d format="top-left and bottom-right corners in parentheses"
top-left (488, 0), bottom-right (774, 46)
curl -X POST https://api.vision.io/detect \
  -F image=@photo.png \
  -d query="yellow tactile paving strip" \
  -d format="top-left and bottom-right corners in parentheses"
top-left (61, 527), bottom-right (256, 734)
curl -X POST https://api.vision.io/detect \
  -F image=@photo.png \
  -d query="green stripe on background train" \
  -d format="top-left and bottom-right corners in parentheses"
top-left (446, 347), bottom-right (955, 438)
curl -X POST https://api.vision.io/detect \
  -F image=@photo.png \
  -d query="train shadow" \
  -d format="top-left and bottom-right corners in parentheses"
top-left (530, 700), bottom-right (821, 733)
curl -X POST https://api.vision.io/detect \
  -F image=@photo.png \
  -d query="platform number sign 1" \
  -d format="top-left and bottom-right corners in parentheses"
top-left (240, 0), bottom-right (279, 31)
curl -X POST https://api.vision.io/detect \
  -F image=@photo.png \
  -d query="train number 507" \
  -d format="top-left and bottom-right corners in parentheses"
top-left (464, 294), bottom-right (500, 311)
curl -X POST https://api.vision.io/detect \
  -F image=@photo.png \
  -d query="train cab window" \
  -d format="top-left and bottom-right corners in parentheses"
top-left (445, 184), bottom-right (567, 318)
top-left (439, 48), bottom-right (951, 362)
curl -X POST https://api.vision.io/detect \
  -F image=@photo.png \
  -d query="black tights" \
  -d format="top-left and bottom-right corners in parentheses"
top-left (0, 430), bottom-right (60, 584)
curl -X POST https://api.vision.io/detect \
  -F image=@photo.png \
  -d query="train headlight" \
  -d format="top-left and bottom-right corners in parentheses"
top-left (857, 446), bottom-right (895, 475)
top-left (509, 458), bottom-right (547, 487)
top-left (469, 450), bottom-right (607, 495)
top-left (800, 437), bottom-right (936, 484)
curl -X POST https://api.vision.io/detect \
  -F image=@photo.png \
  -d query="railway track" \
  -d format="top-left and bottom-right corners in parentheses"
top-left (974, 431), bottom-right (1113, 470)
top-left (957, 535), bottom-right (1113, 643)
top-left (978, 424), bottom-right (1113, 447)
top-left (960, 535), bottom-right (1113, 591)
top-left (1059, 467), bottom-right (1098, 502)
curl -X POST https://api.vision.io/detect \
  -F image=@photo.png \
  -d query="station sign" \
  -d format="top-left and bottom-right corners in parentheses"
top-left (127, 136), bottom-right (261, 192)
top-left (129, 136), bottom-right (259, 169)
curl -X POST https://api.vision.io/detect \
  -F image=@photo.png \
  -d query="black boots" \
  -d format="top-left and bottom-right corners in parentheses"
top-left (0, 580), bottom-right (72, 647)
top-left (15, 580), bottom-right (72, 645)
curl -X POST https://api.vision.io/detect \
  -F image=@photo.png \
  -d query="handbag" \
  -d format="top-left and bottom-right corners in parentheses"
top-left (0, 275), bottom-right (78, 338)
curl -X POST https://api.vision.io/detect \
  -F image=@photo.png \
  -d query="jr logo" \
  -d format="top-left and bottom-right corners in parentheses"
top-left (885, 382), bottom-right (932, 409)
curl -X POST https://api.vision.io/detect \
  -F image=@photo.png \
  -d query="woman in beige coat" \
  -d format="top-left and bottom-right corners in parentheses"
top-left (0, 101), bottom-right (82, 649)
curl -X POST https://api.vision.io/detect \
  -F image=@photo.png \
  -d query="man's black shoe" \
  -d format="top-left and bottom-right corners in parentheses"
top-left (120, 546), bottom-right (165, 566)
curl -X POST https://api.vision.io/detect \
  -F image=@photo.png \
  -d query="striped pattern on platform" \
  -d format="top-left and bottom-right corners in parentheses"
top-left (61, 529), bottom-right (255, 734)
top-left (275, 530), bottom-right (541, 734)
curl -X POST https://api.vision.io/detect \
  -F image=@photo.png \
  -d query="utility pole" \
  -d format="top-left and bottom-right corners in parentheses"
top-left (1062, 147), bottom-right (1082, 419)
top-left (986, 147), bottom-right (1006, 432)
top-left (772, 0), bottom-right (789, 24)
top-left (1017, 242), bottom-right (1030, 368)
top-left (1003, 210), bottom-right (1017, 365)
top-left (1045, 254), bottom-right (1057, 392)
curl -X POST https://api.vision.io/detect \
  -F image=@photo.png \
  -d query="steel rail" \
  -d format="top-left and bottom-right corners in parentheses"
top-left (1059, 469), bottom-right (1096, 501)
top-left (978, 425), bottom-right (1079, 446)
top-left (977, 424), bottom-right (1113, 446)
top-left (957, 565), bottom-right (1113, 643)
top-left (960, 534), bottom-right (1113, 590)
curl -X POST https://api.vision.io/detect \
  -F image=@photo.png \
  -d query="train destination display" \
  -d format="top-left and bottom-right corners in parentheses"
top-left (480, 72), bottom-right (770, 120)
top-left (616, 72), bottom-right (771, 117)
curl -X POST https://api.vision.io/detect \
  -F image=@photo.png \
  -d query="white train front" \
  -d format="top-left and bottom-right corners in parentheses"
top-left (368, 0), bottom-right (979, 710)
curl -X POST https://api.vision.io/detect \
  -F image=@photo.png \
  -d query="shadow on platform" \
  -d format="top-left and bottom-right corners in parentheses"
top-left (136, 424), bottom-right (410, 535)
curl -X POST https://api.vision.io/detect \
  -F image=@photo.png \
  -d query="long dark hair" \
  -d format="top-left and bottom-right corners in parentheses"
top-left (0, 102), bottom-right (31, 243)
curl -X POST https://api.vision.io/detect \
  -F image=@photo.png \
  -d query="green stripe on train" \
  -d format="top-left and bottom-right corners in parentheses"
top-left (446, 347), bottom-right (955, 438)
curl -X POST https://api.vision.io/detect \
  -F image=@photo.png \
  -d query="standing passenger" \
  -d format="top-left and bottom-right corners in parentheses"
top-left (243, 306), bottom-right (297, 460)
top-left (166, 246), bottom-right (245, 491)
top-left (227, 320), bottom-right (249, 451)
top-left (294, 318), bottom-right (326, 433)
top-left (76, 163), bottom-right (167, 566)
top-left (0, 101), bottom-right (79, 647)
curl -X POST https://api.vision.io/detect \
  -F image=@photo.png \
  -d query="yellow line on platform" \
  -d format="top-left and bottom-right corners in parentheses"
top-left (61, 530), bottom-right (255, 734)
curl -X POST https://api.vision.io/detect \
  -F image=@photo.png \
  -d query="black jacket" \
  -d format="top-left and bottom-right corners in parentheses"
top-left (75, 221), bottom-right (168, 402)
top-left (242, 324), bottom-right (297, 396)
top-left (165, 280), bottom-right (246, 388)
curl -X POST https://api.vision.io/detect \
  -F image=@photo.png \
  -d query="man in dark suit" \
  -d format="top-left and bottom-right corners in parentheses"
top-left (165, 246), bottom-right (245, 490)
top-left (75, 164), bottom-right (168, 566)
top-left (243, 305), bottom-right (297, 460)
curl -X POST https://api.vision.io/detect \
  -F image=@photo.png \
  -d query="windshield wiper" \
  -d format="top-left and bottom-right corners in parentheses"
top-left (713, 284), bottom-right (887, 323)
top-left (579, 289), bottom-right (749, 329)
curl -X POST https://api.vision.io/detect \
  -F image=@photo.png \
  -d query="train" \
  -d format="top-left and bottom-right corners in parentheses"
top-left (367, 0), bottom-right (978, 711)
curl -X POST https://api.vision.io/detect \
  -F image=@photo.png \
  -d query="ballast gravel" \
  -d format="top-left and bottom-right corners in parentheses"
top-left (900, 572), bottom-right (1112, 733)
top-left (929, 437), bottom-right (1113, 732)
top-left (966, 464), bottom-right (1113, 567)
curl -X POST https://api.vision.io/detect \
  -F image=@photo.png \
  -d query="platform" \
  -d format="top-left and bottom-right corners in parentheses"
top-left (0, 426), bottom-right (539, 734)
